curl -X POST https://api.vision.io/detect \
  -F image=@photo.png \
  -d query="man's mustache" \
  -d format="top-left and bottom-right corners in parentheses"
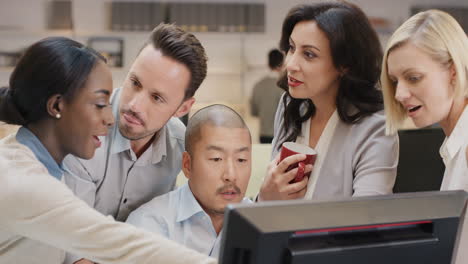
top-left (121, 108), bottom-right (145, 126)
top-left (216, 183), bottom-right (241, 195)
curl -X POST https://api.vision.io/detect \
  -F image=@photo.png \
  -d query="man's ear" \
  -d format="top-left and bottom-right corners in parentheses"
top-left (182, 151), bottom-right (192, 180)
top-left (174, 97), bottom-right (195, 118)
top-left (46, 94), bottom-right (64, 119)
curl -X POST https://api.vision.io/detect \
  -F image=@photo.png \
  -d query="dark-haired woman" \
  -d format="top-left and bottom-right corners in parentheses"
top-left (0, 37), bottom-right (215, 264)
top-left (258, 1), bottom-right (398, 201)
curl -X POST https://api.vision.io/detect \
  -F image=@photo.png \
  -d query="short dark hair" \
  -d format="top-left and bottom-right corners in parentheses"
top-left (0, 37), bottom-right (105, 126)
top-left (268, 49), bottom-right (284, 70)
top-left (142, 23), bottom-right (208, 100)
top-left (185, 104), bottom-right (251, 155)
top-left (277, 1), bottom-right (384, 148)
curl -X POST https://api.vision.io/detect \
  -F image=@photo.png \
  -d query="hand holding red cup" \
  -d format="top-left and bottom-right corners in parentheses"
top-left (279, 142), bottom-right (317, 183)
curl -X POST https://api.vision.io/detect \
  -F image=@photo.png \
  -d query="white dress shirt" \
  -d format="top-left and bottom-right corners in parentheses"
top-left (439, 106), bottom-right (468, 264)
top-left (440, 106), bottom-right (468, 191)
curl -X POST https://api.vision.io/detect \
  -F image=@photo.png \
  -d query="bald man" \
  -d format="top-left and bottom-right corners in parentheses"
top-left (126, 104), bottom-right (252, 258)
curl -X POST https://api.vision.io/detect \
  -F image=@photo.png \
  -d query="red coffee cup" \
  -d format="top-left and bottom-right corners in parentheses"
top-left (279, 142), bottom-right (317, 183)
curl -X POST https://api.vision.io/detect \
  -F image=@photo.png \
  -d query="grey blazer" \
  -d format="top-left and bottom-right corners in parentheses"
top-left (271, 97), bottom-right (399, 199)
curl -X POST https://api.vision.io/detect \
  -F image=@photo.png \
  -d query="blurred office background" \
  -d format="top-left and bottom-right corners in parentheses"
top-left (0, 0), bottom-right (466, 196)
top-left (1, 0), bottom-right (467, 141)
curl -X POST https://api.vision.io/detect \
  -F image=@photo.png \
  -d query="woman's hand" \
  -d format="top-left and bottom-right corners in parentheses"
top-left (258, 153), bottom-right (313, 201)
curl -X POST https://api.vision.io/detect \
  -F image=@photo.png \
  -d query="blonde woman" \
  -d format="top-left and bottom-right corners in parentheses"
top-left (381, 10), bottom-right (468, 263)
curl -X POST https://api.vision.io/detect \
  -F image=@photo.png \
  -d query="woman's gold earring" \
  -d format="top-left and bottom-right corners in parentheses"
top-left (55, 113), bottom-right (61, 119)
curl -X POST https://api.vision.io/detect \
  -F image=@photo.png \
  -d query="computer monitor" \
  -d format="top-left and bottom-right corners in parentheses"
top-left (219, 191), bottom-right (467, 264)
top-left (394, 128), bottom-right (445, 193)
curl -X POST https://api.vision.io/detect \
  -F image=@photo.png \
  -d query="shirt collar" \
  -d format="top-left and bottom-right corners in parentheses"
top-left (151, 126), bottom-right (167, 163)
top-left (110, 124), bottom-right (168, 164)
top-left (440, 106), bottom-right (468, 160)
top-left (110, 125), bottom-right (131, 154)
top-left (16, 127), bottom-right (65, 180)
top-left (176, 183), bottom-right (206, 222)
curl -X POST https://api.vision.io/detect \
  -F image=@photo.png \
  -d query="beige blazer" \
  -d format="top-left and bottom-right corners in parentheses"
top-left (271, 97), bottom-right (399, 199)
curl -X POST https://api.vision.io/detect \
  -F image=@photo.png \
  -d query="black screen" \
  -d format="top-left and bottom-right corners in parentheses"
top-left (394, 128), bottom-right (445, 193)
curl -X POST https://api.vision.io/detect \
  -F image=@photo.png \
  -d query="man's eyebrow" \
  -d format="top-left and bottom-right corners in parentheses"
top-left (129, 72), bottom-right (142, 87)
top-left (206, 145), bottom-right (224, 151)
top-left (236, 146), bottom-right (250, 153)
top-left (206, 145), bottom-right (250, 153)
top-left (129, 72), bottom-right (169, 100)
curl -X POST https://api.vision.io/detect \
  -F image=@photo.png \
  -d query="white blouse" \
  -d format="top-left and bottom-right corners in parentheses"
top-left (440, 106), bottom-right (468, 191)
top-left (296, 110), bottom-right (339, 199)
top-left (439, 106), bottom-right (468, 264)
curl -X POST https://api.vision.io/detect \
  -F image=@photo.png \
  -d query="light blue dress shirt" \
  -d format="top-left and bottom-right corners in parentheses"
top-left (126, 183), bottom-right (252, 258)
top-left (16, 127), bottom-right (65, 180)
